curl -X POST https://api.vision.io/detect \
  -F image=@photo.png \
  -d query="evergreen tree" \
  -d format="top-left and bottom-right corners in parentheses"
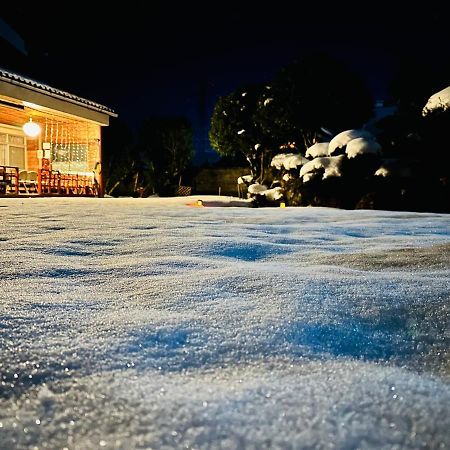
top-left (138, 118), bottom-right (194, 195)
top-left (268, 54), bottom-right (373, 152)
top-left (209, 84), bottom-right (275, 183)
top-left (102, 119), bottom-right (136, 196)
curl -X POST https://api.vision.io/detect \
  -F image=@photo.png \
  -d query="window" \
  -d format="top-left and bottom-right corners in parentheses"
top-left (51, 144), bottom-right (88, 173)
top-left (0, 127), bottom-right (26, 169)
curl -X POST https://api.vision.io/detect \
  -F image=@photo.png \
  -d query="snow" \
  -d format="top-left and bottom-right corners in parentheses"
top-left (345, 137), bottom-right (381, 159)
top-left (271, 153), bottom-right (309, 170)
top-left (0, 197), bottom-right (449, 449)
top-left (328, 129), bottom-right (374, 155)
top-left (262, 187), bottom-right (284, 201)
top-left (422, 85), bottom-right (450, 116)
top-left (238, 184), bottom-right (282, 202)
top-left (300, 155), bottom-right (346, 180)
top-left (374, 167), bottom-right (390, 177)
top-left (302, 173), bottom-right (316, 183)
top-left (248, 183), bottom-right (268, 194)
top-left (237, 175), bottom-right (253, 185)
top-left (305, 142), bottom-right (329, 158)
top-left (374, 159), bottom-right (414, 178)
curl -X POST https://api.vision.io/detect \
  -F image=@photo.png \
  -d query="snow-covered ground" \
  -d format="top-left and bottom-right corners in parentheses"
top-left (0, 197), bottom-right (449, 449)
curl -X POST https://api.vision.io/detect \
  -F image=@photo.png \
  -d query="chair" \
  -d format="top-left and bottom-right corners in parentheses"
top-left (19, 170), bottom-right (28, 194)
top-left (26, 171), bottom-right (38, 194)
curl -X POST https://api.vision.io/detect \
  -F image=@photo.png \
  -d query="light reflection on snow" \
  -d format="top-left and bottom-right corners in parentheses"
top-left (0, 197), bottom-right (449, 449)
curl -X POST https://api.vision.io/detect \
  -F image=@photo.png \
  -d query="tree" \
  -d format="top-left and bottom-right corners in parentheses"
top-left (209, 54), bottom-right (374, 184)
top-left (267, 54), bottom-right (374, 152)
top-left (209, 84), bottom-right (276, 183)
top-left (102, 118), bottom-right (136, 196)
top-left (375, 61), bottom-right (450, 212)
top-left (137, 118), bottom-right (194, 195)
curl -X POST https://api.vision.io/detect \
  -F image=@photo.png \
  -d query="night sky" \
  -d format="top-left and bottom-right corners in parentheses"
top-left (2, 2), bottom-right (449, 161)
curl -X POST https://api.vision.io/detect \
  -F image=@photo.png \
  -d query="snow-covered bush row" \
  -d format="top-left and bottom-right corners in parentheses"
top-left (235, 84), bottom-right (450, 211)
top-left (251, 129), bottom-right (385, 207)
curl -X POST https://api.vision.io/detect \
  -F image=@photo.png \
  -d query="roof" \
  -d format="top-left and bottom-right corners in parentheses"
top-left (0, 67), bottom-right (117, 117)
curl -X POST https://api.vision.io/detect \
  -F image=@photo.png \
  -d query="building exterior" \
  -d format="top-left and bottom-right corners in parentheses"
top-left (0, 68), bottom-right (117, 197)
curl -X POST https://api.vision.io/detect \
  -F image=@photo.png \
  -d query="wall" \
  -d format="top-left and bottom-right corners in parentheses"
top-left (193, 167), bottom-right (248, 197)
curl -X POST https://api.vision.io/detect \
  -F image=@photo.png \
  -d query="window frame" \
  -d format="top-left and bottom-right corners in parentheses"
top-left (0, 124), bottom-right (27, 170)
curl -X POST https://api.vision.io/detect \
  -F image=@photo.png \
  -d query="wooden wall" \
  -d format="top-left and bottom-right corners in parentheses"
top-left (26, 138), bottom-right (39, 171)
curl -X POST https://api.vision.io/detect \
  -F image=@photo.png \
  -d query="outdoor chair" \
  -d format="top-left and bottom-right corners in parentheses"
top-left (19, 170), bottom-right (28, 193)
top-left (19, 170), bottom-right (38, 194)
top-left (26, 171), bottom-right (38, 193)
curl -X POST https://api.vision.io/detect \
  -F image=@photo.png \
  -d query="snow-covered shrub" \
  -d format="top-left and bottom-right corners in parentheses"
top-left (422, 85), bottom-right (450, 116)
top-left (328, 129), bottom-right (374, 155)
top-left (300, 155), bottom-right (346, 181)
top-left (345, 138), bottom-right (381, 158)
top-left (247, 183), bottom-right (284, 206)
top-left (305, 142), bottom-right (330, 158)
top-left (270, 153), bottom-right (309, 170)
top-left (268, 131), bottom-right (383, 208)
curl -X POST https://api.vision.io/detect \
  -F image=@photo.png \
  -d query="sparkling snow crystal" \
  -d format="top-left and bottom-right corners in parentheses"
top-left (0, 197), bottom-right (449, 449)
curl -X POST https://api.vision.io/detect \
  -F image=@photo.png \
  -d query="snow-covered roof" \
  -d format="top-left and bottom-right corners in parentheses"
top-left (345, 138), bottom-right (381, 159)
top-left (300, 155), bottom-right (346, 181)
top-left (422, 85), bottom-right (450, 116)
top-left (271, 153), bottom-right (309, 170)
top-left (328, 129), bottom-right (374, 155)
top-left (305, 142), bottom-right (329, 158)
top-left (0, 67), bottom-right (117, 116)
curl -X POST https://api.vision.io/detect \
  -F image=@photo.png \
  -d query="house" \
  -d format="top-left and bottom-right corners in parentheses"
top-left (0, 67), bottom-right (117, 197)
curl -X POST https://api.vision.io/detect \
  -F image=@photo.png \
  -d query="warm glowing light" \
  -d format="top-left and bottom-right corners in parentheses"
top-left (23, 118), bottom-right (41, 137)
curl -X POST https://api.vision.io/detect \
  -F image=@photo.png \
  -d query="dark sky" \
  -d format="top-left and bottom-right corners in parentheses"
top-left (2, 2), bottom-right (449, 160)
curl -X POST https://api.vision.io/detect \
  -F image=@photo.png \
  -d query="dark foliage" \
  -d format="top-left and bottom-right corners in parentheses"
top-left (102, 119), bottom-right (136, 197)
top-left (137, 117), bottom-right (194, 196)
top-left (267, 54), bottom-right (374, 152)
top-left (209, 84), bottom-right (275, 183)
top-left (102, 117), bottom-right (194, 197)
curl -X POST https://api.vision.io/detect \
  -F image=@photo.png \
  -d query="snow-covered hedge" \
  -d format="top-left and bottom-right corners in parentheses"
top-left (265, 129), bottom-right (383, 207)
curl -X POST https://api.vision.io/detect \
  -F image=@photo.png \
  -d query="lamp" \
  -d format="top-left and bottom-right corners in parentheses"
top-left (23, 118), bottom-right (41, 138)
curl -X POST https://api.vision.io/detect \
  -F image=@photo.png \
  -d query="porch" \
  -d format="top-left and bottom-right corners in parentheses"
top-left (0, 165), bottom-right (97, 197)
top-left (0, 67), bottom-right (117, 198)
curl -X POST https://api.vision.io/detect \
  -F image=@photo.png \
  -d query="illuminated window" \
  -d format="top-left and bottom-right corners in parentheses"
top-left (0, 127), bottom-right (26, 169)
top-left (51, 144), bottom-right (88, 173)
